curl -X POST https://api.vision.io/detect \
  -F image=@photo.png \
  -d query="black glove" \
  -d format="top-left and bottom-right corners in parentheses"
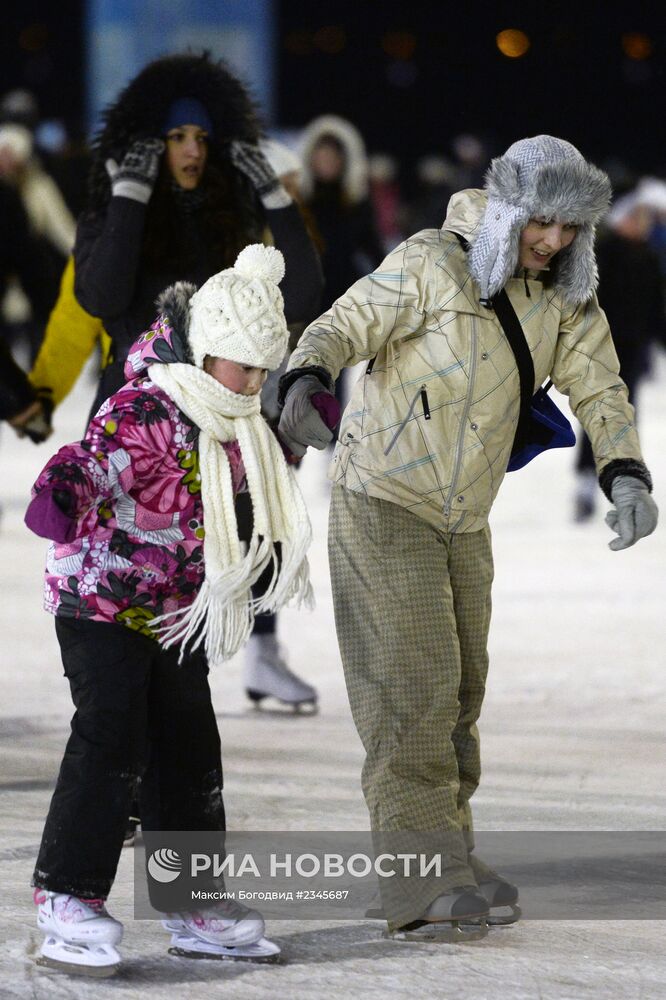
top-left (230, 141), bottom-right (292, 209)
top-left (105, 138), bottom-right (165, 204)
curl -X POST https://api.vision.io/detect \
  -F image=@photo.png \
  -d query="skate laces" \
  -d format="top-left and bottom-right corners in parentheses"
top-left (86, 898), bottom-right (106, 912)
top-left (187, 899), bottom-right (250, 929)
top-left (33, 889), bottom-right (106, 920)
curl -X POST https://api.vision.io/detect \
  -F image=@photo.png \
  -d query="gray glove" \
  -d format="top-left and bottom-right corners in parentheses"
top-left (230, 140), bottom-right (292, 209)
top-left (105, 138), bottom-right (165, 204)
top-left (606, 475), bottom-right (658, 550)
top-left (278, 375), bottom-right (336, 458)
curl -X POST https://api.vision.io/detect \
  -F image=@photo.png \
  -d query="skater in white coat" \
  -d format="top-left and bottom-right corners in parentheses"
top-left (278, 135), bottom-right (659, 938)
top-left (26, 245), bottom-right (313, 975)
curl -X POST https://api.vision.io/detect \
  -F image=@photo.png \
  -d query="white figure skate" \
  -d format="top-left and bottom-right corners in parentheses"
top-left (34, 889), bottom-right (123, 977)
top-left (163, 898), bottom-right (281, 964)
top-left (244, 634), bottom-right (318, 712)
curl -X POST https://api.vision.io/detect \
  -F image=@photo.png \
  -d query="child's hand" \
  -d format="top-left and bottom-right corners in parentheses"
top-left (24, 486), bottom-right (78, 543)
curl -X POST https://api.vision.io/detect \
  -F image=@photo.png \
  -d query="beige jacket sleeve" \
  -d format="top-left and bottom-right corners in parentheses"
top-left (550, 292), bottom-right (644, 474)
top-left (23, 168), bottom-right (76, 257)
top-left (287, 241), bottom-right (436, 380)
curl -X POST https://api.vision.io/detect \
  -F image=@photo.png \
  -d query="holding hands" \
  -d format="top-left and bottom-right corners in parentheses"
top-left (9, 399), bottom-right (52, 444)
top-left (278, 373), bottom-right (340, 458)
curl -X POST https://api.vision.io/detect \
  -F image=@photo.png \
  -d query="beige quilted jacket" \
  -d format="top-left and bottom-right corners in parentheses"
top-left (288, 189), bottom-right (643, 532)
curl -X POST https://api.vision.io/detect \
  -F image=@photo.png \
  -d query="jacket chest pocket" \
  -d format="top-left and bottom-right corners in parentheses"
top-left (383, 383), bottom-right (432, 456)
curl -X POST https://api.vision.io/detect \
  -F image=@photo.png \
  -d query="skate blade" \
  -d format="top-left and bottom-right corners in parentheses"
top-left (169, 936), bottom-right (283, 964)
top-left (470, 903), bottom-right (522, 927)
top-left (246, 692), bottom-right (319, 715)
top-left (36, 955), bottom-right (119, 978)
top-left (37, 935), bottom-right (121, 976)
top-left (384, 920), bottom-right (488, 944)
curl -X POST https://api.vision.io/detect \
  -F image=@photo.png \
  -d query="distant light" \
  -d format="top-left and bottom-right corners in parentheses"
top-left (496, 29), bottom-right (530, 59)
top-left (622, 33), bottom-right (653, 60)
top-left (314, 26), bottom-right (346, 54)
top-left (382, 32), bottom-right (417, 61)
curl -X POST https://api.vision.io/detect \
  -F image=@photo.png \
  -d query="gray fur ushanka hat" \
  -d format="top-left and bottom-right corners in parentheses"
top-left (469, 135), bottom-right (611, 307)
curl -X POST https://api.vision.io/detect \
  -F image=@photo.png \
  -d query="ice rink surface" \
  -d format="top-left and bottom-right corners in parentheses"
top-left (1, 357), bottom-right (664, 999)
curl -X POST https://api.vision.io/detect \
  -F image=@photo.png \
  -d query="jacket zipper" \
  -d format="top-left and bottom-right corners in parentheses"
top-left (384, 384), bottom-right (430, 455)
top-left (444, 318), bottom-right (478, 516)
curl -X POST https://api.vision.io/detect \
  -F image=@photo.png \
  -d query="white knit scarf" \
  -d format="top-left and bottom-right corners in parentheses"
top-left (148, 362), bottom-right (313, 663)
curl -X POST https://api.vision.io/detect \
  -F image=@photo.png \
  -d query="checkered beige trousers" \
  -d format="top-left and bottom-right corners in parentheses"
top-left (329, 486), bottom-right (494, 920)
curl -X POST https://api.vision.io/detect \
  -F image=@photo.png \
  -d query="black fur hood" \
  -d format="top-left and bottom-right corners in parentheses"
top-left (87, 52), bottom-right (263, 211)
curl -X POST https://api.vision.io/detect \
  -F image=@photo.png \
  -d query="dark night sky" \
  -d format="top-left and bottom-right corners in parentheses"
top-left (1, 1), bottom-right (664, 173)
top-left (277, 1), bottom-right (666, 174)
top-left (2, 1), bottom-right (85, 135)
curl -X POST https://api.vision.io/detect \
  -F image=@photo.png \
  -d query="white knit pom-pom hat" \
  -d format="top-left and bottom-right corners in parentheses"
top-left (188, 244), bottom-right (289, 371)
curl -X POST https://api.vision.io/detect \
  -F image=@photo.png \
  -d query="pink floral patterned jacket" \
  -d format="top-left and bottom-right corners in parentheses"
top-left (25, 317), bottom-right (246, 638)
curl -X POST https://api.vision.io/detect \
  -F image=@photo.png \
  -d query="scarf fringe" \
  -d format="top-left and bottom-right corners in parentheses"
top-left (152, 532), bottom-right (274, 662)
top-left (147, 362), bottom-right (314, 664)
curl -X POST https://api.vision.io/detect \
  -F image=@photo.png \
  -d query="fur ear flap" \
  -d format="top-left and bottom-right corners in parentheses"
top-left (485, 156), bottom-right (522, 203)
top-left (553, 224), bottom-right (599, 307)
top-left (156, 281), bottom-right (198, 342)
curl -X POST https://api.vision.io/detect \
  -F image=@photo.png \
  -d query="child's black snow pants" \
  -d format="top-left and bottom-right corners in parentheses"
top-left (32, 617), bottom-right (224, 899)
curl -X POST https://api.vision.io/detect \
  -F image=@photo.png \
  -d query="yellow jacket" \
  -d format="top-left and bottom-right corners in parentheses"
top-left (29, 256), bottom-right (110, 408)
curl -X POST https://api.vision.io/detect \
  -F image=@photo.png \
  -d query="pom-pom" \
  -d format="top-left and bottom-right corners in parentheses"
top-left (234, 244), bottom-right (285, 285)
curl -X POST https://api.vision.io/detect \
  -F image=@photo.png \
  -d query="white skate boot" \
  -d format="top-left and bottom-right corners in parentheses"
top-left (163, 898), bottom-right (281, 963)
top-left (243, 634), bottom-right (318, 712)
top-left (34, 889), bottom-right (123, 977)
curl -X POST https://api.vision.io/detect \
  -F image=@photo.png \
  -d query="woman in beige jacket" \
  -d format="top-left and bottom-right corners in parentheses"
top-left (278, 136), bottom-right (658, 939)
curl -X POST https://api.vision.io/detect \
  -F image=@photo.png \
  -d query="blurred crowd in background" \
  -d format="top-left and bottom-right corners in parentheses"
top-left (1, 79), bottom-right (665, 526)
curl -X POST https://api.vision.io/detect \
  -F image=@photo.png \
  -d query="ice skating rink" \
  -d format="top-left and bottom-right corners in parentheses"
top-left (1, 357), bottom-right (665, 999)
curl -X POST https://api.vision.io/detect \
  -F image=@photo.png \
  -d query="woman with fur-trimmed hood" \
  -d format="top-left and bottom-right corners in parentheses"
top-left (72, 52), bottom-right (322, 710)
top-left (74, 53), bottom-right (322, 417)
top-left (277, 135), bottom-right (659, 938)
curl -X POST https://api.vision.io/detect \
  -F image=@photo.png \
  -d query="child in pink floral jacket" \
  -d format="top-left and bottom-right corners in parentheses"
top-left (26, 313), bottom-right (246, 636)
top-left (26, 245), bottom-right (313, 972)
